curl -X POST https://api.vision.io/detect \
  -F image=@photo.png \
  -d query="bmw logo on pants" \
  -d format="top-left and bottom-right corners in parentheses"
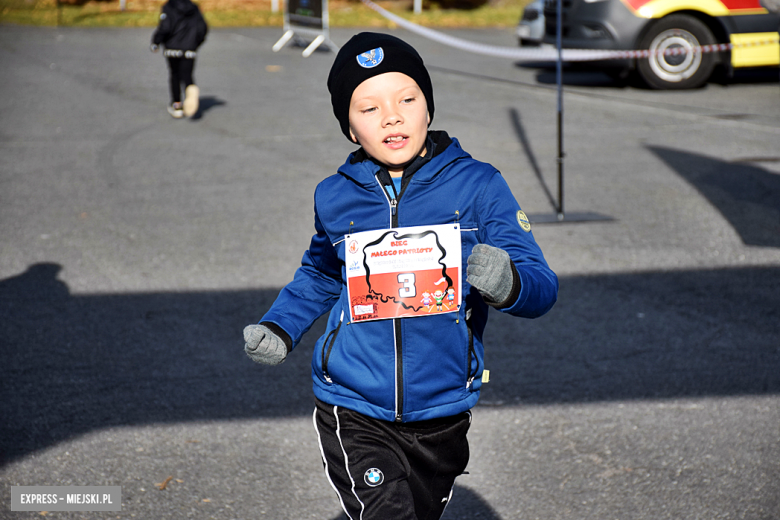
top-left (364, 468), bottom-right (384, 487)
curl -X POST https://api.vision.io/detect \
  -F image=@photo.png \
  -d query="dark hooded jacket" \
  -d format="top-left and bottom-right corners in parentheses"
top-left (152, 0), bottom-right (208, 52)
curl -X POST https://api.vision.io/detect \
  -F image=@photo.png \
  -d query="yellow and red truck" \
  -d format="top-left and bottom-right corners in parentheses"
top-left (542, 0), bottom-right (780, 88)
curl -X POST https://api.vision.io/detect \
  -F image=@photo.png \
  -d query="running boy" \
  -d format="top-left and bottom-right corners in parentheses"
top-left (150, 0), bottom-right (208, 118)
top-left (244, 32), bottom-right (558, 519)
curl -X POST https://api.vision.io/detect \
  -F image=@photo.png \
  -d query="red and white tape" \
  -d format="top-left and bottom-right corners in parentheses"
top-left (361, 0), bottom-right (779, 62)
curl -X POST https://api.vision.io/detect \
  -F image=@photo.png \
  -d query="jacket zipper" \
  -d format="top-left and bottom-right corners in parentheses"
top-left (393, 318), bottom-right (403, 422)
top-left (376, 172), bottom-right (404, 422)
top-left (322, 310), bottom-right (344, 383)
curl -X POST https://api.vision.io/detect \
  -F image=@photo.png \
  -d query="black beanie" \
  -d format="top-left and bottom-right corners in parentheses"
top-left (327, 32), bottom-right (435, 141)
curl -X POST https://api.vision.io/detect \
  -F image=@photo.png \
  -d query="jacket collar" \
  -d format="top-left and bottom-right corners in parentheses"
top-left (337, 130), bottom-right (467, 188)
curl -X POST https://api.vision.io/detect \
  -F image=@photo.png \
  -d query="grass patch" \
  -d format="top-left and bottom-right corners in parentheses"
top-left (0, 0), bottom-right (530, 28)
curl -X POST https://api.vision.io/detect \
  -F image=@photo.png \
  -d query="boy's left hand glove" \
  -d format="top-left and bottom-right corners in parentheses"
top-left (467, 244), bottom-right (514, 306)
top-left (244, 324), bottom-right (287, 365)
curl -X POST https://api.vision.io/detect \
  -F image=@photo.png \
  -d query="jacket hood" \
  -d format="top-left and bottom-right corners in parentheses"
top-left (168, 0), bottom-right (198, 15)
top-left (337, 130), bottom-right (470, 188)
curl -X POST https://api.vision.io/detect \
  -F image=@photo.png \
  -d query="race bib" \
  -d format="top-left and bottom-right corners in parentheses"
top-left (345, 224), bottom-right (462, 322)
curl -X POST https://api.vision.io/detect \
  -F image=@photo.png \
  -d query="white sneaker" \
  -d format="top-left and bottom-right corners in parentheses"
top-left (183, 85), bottom-right (199, 117)
top-left (167, 103), bottom-right (184, 119)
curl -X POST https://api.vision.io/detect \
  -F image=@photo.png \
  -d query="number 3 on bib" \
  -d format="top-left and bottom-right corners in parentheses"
top-left (398, 273), bottom-right (417, 298)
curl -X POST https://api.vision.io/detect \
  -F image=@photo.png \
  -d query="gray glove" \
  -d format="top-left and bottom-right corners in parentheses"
top-left (244, 324), bottom-right (287, 366)
top-left (467, 244), bottom-right (514, 305)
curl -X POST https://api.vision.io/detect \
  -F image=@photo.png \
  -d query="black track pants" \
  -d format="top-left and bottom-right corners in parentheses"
top-left (166, 57), bottom-right (195, 104)
top-left (313, 398), bottom-right (471, 520)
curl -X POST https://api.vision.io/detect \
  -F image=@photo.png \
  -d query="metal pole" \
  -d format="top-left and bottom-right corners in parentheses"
top-left (555, 0), bottom-right (565, 220)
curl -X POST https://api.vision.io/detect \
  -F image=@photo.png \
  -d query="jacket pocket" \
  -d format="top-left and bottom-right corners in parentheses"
top-left (465, 308), bottom-right (480, 389)
top-left (322, 310), bottom-right (344, 384)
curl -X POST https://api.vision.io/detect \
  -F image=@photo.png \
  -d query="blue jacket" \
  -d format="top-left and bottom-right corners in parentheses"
top-left (261, 132), bottom-right (558, 423)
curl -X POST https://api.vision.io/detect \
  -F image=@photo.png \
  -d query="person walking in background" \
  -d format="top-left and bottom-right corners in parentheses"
top-left (150, 0), bottom-right (208, 119)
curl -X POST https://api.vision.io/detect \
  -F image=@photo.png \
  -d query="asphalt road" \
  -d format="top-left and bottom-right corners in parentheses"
top-left (1, 23), bottom-right (779, 520)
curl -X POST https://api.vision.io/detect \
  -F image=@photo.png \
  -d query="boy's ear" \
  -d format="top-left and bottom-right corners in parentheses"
top-left (427, 112), bottom-right (431, 125)
top-left (349, 127), bottom-right (359, 144)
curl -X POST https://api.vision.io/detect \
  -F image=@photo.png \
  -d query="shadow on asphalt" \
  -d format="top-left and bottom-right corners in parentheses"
top-left (508, 107), bottom-right (558, 212)
top-left (533, 68), bottom-right (631, 88)
top-left (648, 146), bottom-right (780, 248)
top-left (2, 262), bottom-right (779, 468)
top-left (190, 95), bottom-right (226, 121)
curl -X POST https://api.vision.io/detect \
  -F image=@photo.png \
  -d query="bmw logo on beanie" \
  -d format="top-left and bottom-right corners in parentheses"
top-left (327, 32), bottom-right (435, 141)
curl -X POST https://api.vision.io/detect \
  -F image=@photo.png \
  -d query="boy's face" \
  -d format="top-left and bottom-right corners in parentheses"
top-left (348, 72), bottom-right (430, 177)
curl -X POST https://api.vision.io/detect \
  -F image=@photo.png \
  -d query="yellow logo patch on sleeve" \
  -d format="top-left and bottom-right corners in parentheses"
top-left (516, 210), bottom-right (531, 232)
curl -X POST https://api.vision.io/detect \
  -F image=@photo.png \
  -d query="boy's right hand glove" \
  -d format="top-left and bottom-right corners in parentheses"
top-left (467, 244), bottom-right (514, 306)
top-left (150, 44), bottom-right (159, 52)
top-left (244, 324), bottom-right (287, 366)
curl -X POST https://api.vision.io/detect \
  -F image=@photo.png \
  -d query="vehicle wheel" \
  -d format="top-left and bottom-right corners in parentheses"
top-left (637, 14), bottom-right (717, 89)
